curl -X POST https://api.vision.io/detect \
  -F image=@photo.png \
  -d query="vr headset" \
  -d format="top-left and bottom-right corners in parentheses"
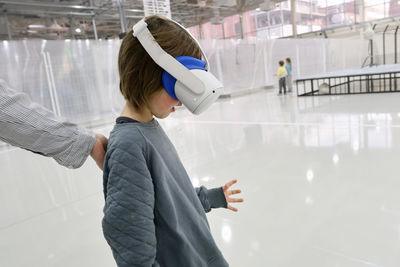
top-left (132, 18), bottom-right (223, 115)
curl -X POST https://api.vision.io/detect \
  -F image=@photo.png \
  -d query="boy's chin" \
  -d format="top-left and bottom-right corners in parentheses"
top-left (154, 113), bottom-right (170, 119)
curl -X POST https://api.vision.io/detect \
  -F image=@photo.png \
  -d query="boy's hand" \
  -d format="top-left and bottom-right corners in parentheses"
top-left (222, 179), bottom-right (243, 212)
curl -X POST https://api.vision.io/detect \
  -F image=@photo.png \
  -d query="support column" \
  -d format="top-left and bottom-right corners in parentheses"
top-left (222, 22), bottom-right (225, 39)
top-left (68, 16), bottom-right (74, 39)
top-left (92, 15), bottom-right (98, 40)
top-left (383, 25), bottom-right (389, 65)
top-left (237, 0), bottom-right (245, 39)
top-left (4, 12), bottom-right (12, 40)
top-left (199, 23), bottom-right (203, 39)
top-left (280, 4), bottom-right (284, 37)
top-left (118, 0), bottom-right (127, 34)
top-left (359, 0), bottom-right (366, 40)
top-left (359, 0), bottom-right (365, 23)
top-left (290, 0), bottom-right (297, 37)
top-left (239, 13), bottom-right (244, 39)
top-left (395, 26), bottom-right (399, 64)
top-left (90, 0), bottom-right (98, 40)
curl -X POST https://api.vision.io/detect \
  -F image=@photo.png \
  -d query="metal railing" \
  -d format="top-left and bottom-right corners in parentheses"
top-left (296, 71), bottom-right (400, 96)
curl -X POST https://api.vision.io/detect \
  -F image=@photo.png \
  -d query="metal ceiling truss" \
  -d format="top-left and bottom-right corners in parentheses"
top-left (0, 0), bottom-right (267, 40)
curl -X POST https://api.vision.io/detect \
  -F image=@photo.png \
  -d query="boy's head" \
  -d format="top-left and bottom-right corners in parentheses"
top-left (118, 15), bottom-right (202, 113)
top-left (279, 60), bottom-right (284, 66)
top-left (286, 58), bottom-right (291, 64)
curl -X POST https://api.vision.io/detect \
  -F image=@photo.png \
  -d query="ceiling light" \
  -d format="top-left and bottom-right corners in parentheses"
top-left (28, 24), bottom-right (46, 29)
top-left (75, 28), bottom-right (81, 33)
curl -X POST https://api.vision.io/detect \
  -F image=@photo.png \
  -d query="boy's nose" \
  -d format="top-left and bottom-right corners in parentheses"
top-left (177, 101), bottom-right (182, 106)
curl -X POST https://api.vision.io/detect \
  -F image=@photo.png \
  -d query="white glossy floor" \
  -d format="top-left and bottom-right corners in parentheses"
top-left (2, 89), bottom-right (400, 267)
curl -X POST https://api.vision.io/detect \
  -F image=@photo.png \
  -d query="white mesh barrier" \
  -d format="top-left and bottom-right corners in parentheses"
top-left (0, 38), bottom-right (368, 124)
top-left (265, 38), bottom-right (368, 80)
top-left (199, 38), bottom-right (269, 94)
top-left (0, 39), bottom-right (120, 124)
top-left (200, 38), bottom-right (368, 95)
top-left (371, 33), bottom-right (400, 66)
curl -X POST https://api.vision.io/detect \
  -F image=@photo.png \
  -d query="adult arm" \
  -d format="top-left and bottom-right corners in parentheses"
top-left (0, 79), bottom-right (97, 169)
top-left (102, 143), bottom-right (159, 267)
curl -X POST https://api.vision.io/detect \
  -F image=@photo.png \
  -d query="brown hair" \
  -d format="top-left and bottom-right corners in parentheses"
top-left (279, 60), bottom-right (284, 66)
top-left (118, 15), bottom-right (202, 110)
top-left (286, 57), bottom-right (291, 63)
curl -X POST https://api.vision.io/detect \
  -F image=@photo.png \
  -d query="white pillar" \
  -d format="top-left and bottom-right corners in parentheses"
top-left (359, 0), bottom-right (365, 23)
top-left (290, 0), bottom-right (297, 37)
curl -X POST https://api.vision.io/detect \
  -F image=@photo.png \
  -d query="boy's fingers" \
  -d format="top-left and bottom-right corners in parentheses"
top-left (227, 205), bottom-right (238, 212)
top-left (228, 198), bottom-right (244, 203)
top-left (228, 189), bottom-right (241, 195)
top-left (223, 179), bottom-right (237, 189)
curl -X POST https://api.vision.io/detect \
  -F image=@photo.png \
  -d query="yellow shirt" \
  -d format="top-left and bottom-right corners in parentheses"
top-left (277, 66), bottom-right (287, 78)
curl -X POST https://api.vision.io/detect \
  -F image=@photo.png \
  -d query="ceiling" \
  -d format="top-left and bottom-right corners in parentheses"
top-left (0, 0), bottom-right (266, 40)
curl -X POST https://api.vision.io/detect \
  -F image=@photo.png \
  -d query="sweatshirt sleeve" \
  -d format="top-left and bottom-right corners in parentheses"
top-left (102, 143), bottom-right (160, 267)
top-left (0, 79), bottom-right (95, 169)
top-left (195, 186), bottom-right (227, 213)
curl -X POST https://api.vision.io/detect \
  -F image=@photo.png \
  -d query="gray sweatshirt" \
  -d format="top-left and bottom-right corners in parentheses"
top-left (102, 119), bottom-right (229, 267)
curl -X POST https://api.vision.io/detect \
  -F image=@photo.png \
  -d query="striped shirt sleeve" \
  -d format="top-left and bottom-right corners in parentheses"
top-left (0, 79), bottom-right (95, 169)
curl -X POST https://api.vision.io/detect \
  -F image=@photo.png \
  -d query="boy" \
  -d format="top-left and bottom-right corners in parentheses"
top-left (276, 60), bottom-right (288, 95)
top-left (285, 58), bottom-right (293, 93)
top-left (102, 15), bottom-right (243, 267)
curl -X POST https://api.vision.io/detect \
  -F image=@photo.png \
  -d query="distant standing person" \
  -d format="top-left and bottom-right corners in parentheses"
top-left (276, 60), bottom-right (288, 95)
top-left (285, 57), bottom-right (293, 93)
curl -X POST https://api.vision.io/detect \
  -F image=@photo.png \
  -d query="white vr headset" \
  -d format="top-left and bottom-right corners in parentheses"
top-left (132, 18), bottom-right (223, 115)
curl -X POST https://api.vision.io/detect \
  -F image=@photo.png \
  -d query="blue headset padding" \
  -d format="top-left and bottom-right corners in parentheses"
top-left (162, 56), bottom-right (207, 100)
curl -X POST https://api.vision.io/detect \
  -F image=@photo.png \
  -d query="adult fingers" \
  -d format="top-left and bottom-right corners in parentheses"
top-left (96, 134), bottom-right (108, 151)
top-left (91, 137), bottom-right (107, 170)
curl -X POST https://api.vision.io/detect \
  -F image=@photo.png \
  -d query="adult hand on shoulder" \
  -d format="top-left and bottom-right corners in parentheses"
top-left (222, 179), bottom-right (243, 212)
top-left (90, 134), bottom-right (108, 170)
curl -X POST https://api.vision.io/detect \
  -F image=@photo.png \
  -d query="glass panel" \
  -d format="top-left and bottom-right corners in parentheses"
top-left (188, 25), bottom-right (201, 40)
top-left (223, 14), bottom-right (241, 39)
top-left (193, 0), bottom-right (400, 41)
top-left (365, 0), bottom-right (385, 21)
top-left (386, 0), bottom-right (400, 17)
